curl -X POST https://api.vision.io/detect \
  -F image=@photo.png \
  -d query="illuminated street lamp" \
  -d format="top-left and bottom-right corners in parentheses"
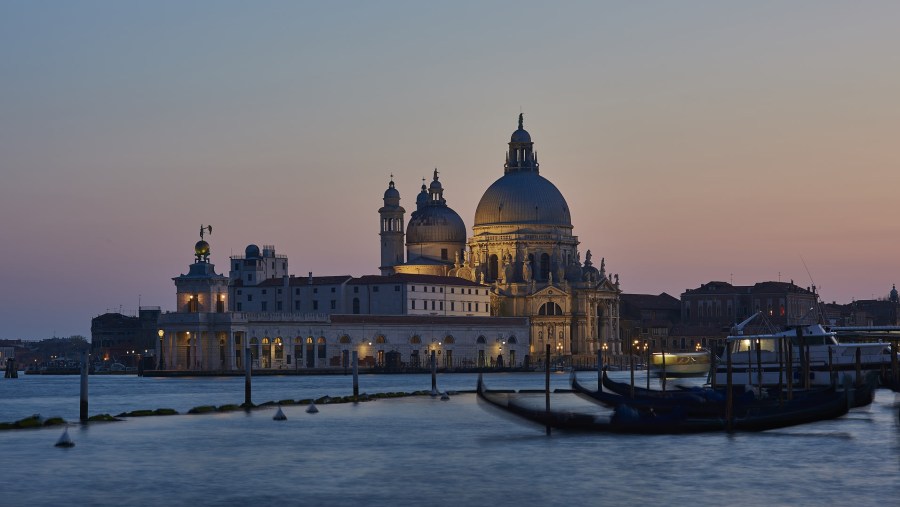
top-left (158, 329), bottom-right (165, 370)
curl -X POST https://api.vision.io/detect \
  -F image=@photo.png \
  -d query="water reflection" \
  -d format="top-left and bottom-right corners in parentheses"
top-left (1, 374), bottom-right (899, 506)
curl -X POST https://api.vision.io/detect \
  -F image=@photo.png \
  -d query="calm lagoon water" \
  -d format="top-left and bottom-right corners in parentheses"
top-left (1, 372), bottom-right (899, 507)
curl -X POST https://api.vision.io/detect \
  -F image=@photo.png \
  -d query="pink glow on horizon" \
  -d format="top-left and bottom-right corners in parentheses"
top-left (2, 2), bottom-right (899, 339)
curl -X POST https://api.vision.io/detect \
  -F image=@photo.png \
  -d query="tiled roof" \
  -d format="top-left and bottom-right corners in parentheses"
top-left (348, 274), bottom-right (486, 287)
top-left (620, 292), bottom-right (680, 310)
top-left (684, 281), bottom-right (814, 296)
top-left (255, 276), bottom-right (353, 287)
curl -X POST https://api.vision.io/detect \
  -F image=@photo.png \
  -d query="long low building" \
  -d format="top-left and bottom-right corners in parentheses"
top-left (156, 239), bottom-right (529, 372)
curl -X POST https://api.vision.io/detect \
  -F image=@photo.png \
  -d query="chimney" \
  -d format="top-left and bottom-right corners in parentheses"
top-left (308, 272), bottom-right (313, 285)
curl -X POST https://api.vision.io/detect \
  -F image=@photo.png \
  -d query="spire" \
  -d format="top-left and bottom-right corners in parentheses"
top-left (518, 112), bottom-right (523, 130)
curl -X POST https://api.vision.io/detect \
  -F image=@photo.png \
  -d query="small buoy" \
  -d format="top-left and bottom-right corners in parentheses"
top-left (440, 392), bottom-right (450, 401)
top-left (306, 402), bottom-right (319, 414)
top-left (55, 427), bottom-right (75, 448)
top-left (273, 407), bottom-right (287, 421)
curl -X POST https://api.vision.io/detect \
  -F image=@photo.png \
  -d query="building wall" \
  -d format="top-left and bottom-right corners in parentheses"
top-left (157, 312), bottom-right (530, 371)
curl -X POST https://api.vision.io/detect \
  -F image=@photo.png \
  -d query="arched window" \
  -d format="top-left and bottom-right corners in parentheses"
top-left (508, 336), bottom-right (517, 344)
top-left (538, 302), bottom-right (563, 316)
top-left (410, 335), bottom-right (421, 345)
top-left (317, 337), bottom-right (326, 360)
top-left (444, 336), bottom-right (455, 345)
top-left (339, 335), bottom-right (351, 344)
top-left (540, 253), bottom-right (550, 280)
top-left (294, 337), bottom-right (303, 359)
top-left (489, 254), bottom-right (499, 281)
top-left (476, 336), bottom-right (486, 344)
top-left (274, 337), bottom-right (283, 359)
top-left (262, 337), bottom-right (270, 345)
top-left (375, 335), bottom-right (386, 344)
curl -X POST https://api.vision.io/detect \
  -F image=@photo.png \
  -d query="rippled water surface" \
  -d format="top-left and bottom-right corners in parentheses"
top-left (2, 372), bottom-right (898, 507)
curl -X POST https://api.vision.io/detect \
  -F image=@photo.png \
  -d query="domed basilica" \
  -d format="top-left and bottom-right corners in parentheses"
top-left (380, 115), bottom-right (622, 360)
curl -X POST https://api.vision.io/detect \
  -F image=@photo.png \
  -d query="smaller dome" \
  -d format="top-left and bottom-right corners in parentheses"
top-left (429, 168), bottom-right (443, 191)
top-left (245, 244), bottom-right (260, 258)
top-left (195, 240), bottom-right (210, 257)
top-left (416, 185), bottom-right (428, 207)
top-left (510, 113), bottom-right (532, 143)
top-left (384, 181), bottom-right (400, 200)
top-left (406, 206), bottom-right (467, 244)
top-left (510, 128), bottom-right (531, 143)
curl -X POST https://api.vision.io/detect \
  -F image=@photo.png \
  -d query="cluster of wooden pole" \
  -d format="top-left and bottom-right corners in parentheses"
top-left (3, 358), bottom-right (17, 378)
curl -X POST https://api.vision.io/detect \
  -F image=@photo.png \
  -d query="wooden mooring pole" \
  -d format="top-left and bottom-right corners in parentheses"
top-left (725, 343), bottom-right (733, 432)
top-left (80, 350), bottom-right (89, 423)
top-left (352, 351), bottom-right (359, 402)
top-left (244, 348), bottom-right (252, 406)
top-left (661, 341), bottom-right (667, 392)
top-left (430, 350), bottom-right (437, 395)
top-left (828, 347), bottom-right (835, 387)
top-left (629, 346), bottom-right (635, 399)
top-left (545, 343), bottom-right (551, 436)
top-left (891, 340), bottom-right (899, 387)
top-left (597, 345), bottom-right (602, 393)
top-left (646, 343), bottom-right (651, 391)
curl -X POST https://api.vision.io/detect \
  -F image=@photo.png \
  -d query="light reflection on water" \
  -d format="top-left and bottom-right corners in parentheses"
top-left (1, 372), bottom-right (899, 507)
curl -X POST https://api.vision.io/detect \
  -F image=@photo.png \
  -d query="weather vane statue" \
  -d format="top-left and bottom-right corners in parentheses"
top-left (200, 224), bottom-right (212, 239)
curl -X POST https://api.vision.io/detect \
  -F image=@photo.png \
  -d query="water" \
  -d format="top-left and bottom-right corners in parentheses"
top-left (2, 372), bottom-right (899, 507)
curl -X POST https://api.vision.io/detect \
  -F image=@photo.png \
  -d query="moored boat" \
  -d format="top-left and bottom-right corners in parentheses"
top-left (478, 374), bottom-right (861, 434)
top-left (711, 323), bottom-right (894, 387)
top-left (651, 351), bottom-right (710, 377)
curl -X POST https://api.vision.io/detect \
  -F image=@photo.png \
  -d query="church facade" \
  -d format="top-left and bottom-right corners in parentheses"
top-left (380, 115), bottom-right (622, 363)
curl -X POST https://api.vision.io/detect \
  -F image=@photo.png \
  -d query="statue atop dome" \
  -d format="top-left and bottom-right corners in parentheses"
top-left (195, 224), bottom-right (213, 263)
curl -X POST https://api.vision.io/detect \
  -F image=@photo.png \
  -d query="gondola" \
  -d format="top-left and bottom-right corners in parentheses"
top-left (599, 370), bottom-right (729, 401)
top-left (476, 374), bottom-right (724, 434)
top-left (587, 370), bottom-right (875, 411)
top-left (478, 374), bottom-right (861, 434)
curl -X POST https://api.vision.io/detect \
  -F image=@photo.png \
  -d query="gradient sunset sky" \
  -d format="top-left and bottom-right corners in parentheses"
top-left (2, 1), bottom-right (899, 340)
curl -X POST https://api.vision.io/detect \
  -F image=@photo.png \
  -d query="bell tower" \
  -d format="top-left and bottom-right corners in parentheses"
top-left (379, 176), bottom-right (406, 275)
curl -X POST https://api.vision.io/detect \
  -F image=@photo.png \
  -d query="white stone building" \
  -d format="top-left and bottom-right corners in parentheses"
top-left (157, 241), bottom-right (515, 371)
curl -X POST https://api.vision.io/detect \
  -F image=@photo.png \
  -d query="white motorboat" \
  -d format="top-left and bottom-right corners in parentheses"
top-left (711, 323), bottom-right (895, 387)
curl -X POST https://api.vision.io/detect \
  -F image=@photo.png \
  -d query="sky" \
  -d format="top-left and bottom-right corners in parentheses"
top-left (2, 1), bottom-right (899, 340)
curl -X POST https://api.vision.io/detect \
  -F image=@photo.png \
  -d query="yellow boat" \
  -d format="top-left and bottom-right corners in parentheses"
top-left (650, 351), bottom-right (710, 377)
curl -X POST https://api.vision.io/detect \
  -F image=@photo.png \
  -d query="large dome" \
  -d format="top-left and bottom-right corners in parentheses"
top-left (474, 170), bottom-right (571, 227)
top-left (407, 206), bottom-right (467, 243)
